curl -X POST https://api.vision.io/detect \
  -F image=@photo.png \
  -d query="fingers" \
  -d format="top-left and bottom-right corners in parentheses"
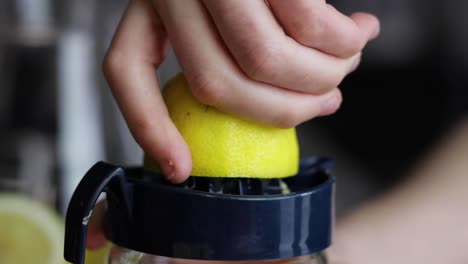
top-left (267, 0), bottom-right (380, 58)
top-left (350, 12), bottom-right (381, 41)
top-left (103, 0), bottom-right (191, 183)
top-left (154, 0), bottom-right (342, 128)
top-left (201, 0), bottom-right (358, 95)
top-left (86, 201), bottom-right (106, 250)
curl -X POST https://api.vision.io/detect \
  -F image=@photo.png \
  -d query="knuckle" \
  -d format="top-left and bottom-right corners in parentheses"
top-left (331, 91), bottom-right (343, 113)
top-left (329, 64), bottom-right (348, 86)
top-left (345, 34), bottom-right (366, 56)
top-left (296, 12), bottom-right (329, 43)
top-left (272, 108), bottom-right (303, 128)
top-left (187, 72), bottom-right (222, 107)
top-left (102, 49), bottom-right (125, 79)
top-left (241, 42), bottom-right (282, 81)
top-left (320, 90), bottom-right (343, 116)
top-left (305, 71), bottom-right (342, 95)
top-left (326, 71), bottom-right (345, 91)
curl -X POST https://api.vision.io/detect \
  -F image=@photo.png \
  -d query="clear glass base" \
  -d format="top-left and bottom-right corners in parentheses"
top-left (109, 246), bottom-right (327, 264)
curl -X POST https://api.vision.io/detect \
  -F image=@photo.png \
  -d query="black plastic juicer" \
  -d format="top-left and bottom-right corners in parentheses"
top-left (64, 157), bottom-right (334, 264)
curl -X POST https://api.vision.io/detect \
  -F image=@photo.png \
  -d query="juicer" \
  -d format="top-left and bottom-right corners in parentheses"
top-left (64, 157), bottom-right (334, 263)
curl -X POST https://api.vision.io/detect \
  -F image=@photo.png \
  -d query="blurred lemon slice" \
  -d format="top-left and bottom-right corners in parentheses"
top-left (146, 73), bottom-right (299, 178)
top-left (85, 243), bottom-right (112, 264)
top-left (0, 193), bottom-right (65, 264)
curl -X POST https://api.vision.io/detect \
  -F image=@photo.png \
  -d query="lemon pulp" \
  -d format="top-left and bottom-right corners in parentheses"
top-left (146, 73), bottom-right (299, 178)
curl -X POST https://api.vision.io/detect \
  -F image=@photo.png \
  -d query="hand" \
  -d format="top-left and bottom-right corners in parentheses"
top-left (328, 118), bottom-right (468, 264)
top-left (103, 0), bottom-right (380, 184)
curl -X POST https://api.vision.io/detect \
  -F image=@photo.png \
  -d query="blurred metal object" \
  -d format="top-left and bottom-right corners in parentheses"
top-left (57, 32), bottom-right (105, 213)
top-left (55, 0), bottom-right (139, 212)
top-left (0, 132), bottom-right (55, 204)
top-left (0, 0), bottom-right (59, 207)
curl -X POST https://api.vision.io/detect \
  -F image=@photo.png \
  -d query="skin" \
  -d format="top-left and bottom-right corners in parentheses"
top-left (328, 118), bottom-right (468, 264)
top-left (90, 0), bottom-right (381, 256)
top-left (91, 2), bottom-right (468, 262)
top-left (90, 118), bottom-right (468, 263)
top-left (102, 0), bottom-right (379, 184)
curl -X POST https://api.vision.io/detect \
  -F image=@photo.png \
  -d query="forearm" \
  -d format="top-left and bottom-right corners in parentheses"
top-left (329, 117), bottom-right (468, 264)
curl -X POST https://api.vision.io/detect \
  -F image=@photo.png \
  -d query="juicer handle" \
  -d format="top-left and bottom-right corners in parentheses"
top-left (64, 161), bottom-right (128, 264)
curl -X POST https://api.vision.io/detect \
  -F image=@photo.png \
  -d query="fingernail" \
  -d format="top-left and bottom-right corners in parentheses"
top-left (320, 93), bottom-right (341, 116)
top-left (161, 159), bottom-right (176, 180)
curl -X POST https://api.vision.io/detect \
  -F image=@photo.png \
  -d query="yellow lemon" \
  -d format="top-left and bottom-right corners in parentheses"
top-left (0, 193), bottom-right (66, 264)
top-left (146, 73), bottom-right (299, 178)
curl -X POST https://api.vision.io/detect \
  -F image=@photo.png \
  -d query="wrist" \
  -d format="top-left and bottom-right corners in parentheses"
top-left (328, 193), bottom-right (468, 264)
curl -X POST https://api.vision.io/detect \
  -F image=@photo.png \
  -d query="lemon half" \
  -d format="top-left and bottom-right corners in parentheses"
top-left (0, 193), bottom-right (65, 264)
top-left (146, 73), bottom-right (299, 178)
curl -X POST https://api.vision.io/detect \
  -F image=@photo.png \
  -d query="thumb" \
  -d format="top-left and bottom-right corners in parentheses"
top-left (86, 201), bottom-right (107, 250)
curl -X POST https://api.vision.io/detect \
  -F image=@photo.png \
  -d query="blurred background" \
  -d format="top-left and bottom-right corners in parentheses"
top-left (0, 0), bottom-right (467, 217)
